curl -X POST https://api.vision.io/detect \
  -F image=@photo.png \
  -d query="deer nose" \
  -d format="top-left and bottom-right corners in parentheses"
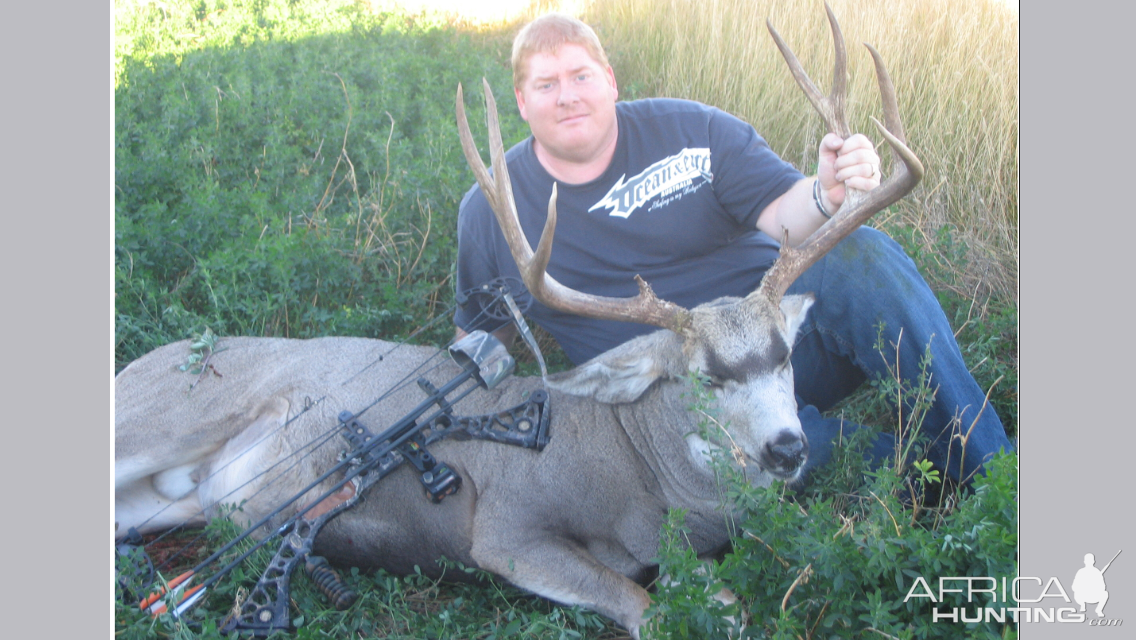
top-left (766, 430), bottom-right (809, 470)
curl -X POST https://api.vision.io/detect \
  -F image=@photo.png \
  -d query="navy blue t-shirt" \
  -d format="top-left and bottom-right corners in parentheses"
top-left (454, 98), bottom-right (804, 364)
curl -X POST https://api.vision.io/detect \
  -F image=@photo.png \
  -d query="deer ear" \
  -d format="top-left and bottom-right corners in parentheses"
top-left (547, 330), bottom-right (685, 404)
top-left (779, 293), bottom-right (815, 343)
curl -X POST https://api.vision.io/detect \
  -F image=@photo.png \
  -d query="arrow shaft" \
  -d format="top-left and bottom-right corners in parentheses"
top-left (1101, 549), bottom-right (1122, 574)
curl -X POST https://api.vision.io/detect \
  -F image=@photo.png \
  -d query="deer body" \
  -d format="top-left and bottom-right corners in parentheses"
top-left (116, 6), bottom-right (922, 636)
top-left (115, 313), bottom-right (810, 634)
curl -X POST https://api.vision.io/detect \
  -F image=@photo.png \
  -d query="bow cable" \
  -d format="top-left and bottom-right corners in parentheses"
top-left (129, 304), bottom-right (464, 554)
top-left (126, 297), bottom-right (508, 567)
top-left (140, 365), bottom-right (488, 615)
top-left (123, 283), bottom-right (541, 615)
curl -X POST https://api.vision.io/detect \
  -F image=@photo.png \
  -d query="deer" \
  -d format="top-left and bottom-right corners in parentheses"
top-left (114, 5), bottom-right (922, 637)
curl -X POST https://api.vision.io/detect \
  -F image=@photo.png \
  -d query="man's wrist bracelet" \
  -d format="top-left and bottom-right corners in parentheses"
top-left (813, 179), bottom-right (832, 219)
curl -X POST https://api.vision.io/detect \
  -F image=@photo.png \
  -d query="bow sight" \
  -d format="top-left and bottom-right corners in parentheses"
top-left (119, 285), bottom-right (551, 635)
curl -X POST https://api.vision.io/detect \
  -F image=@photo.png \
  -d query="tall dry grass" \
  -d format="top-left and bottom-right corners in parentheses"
top-left (583, 0), bottom-right (1018, 304)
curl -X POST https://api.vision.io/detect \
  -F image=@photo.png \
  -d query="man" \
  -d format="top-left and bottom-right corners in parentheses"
top-left (454, 13), bottom-right (1012, 485)
top-left (1072, 554), bottom-right (1109, 617)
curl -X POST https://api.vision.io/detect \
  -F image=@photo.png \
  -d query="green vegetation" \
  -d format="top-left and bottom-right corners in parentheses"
top-left (644, 373), bottom-right (1017, 639)
top-left (116, 517), bottom-right (616, 639)
top-left (114, 0), bottom-right (529, 370)
top-left (115, 1), bottom-right (1018, 638)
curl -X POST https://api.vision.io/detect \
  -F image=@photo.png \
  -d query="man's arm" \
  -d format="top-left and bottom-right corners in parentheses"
top-left (453, 174), bottom-right (522, 347)
top-left (756, 133), bottom-right (880, 247)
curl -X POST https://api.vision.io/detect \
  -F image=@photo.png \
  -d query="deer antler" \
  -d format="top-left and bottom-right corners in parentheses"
top-left (455, 79), bottom-right (693, 335)
top-left (758, 1), bottom-right (924, 302)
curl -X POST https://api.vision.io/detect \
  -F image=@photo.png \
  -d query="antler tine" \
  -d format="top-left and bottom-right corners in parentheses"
top-left (455, 80), bottom-right (693, 335)
top-left (757, 3), bottom-right (924, 303)
top-left (457, 81), bottom-right (539, 275)
top-left (865, 43), bottom-right (906, 145)
top-left (824, 0), bottom-right (850, 139)
top-left (765, 2), bottom-right (852, 140)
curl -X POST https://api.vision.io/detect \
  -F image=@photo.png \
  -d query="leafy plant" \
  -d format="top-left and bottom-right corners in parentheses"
top-left (643, 345), bottom-right (1017, 640)
top-left (179, 327), bottom-right (225, 390)
top-left (114, 0), bottom-right (530, 371)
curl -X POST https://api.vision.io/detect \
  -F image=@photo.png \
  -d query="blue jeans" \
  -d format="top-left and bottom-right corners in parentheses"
top-left (786, 226), bottom-right (1014, 484)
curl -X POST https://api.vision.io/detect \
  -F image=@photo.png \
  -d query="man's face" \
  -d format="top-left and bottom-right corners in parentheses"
top-left (515, 44), bottom-right (619, 168)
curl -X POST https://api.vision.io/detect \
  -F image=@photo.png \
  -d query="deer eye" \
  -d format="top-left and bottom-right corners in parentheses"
top-left (704, 375), bottom-right (727, 389)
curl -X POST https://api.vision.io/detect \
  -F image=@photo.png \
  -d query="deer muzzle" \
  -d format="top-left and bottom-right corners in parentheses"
top-left (761, 429), bottom-right (809, 479)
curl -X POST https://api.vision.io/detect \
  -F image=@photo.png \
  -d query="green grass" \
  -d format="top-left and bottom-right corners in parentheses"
top-left (114, 0), bottom-right (532, 370)
top-left (115, 1), bottom-right (1018, 638)
top-left (116, 520), bottom-right (623, 639)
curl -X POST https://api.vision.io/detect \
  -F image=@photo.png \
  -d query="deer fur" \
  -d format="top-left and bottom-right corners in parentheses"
top-left (116, 295), bottom-right (809, 636)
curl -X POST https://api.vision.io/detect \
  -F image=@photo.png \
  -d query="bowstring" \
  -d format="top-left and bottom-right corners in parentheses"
top-left (130, 299), bottom-right (509, 572)
top-left (132, 305), bottom-right (457, 553)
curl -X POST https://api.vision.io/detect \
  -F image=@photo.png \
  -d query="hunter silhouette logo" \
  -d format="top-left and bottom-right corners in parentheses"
top-left (1073, 551), bottom-right (1120, 618)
